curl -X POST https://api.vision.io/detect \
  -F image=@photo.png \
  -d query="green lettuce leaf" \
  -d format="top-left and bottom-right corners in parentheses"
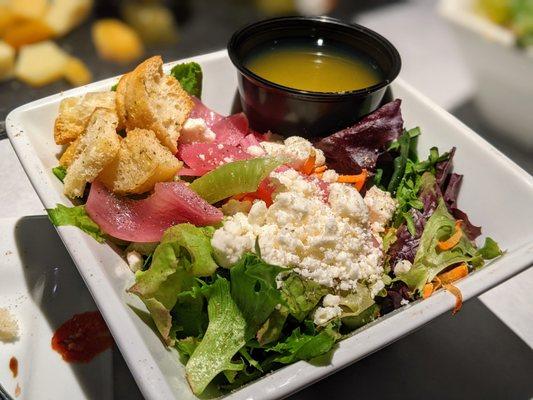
top-left (52, 166), bottom-right (67, 182)
top-left (185, 277), bottom-right (247, 395)
top-left (338, 284), bottom-right (375, 318)
top-left (172, 283), bottom-right (208, 339)
top-left (189, 157), bottom-right (282, 204)
top-left (398, 198), bottom-right (478, 292)
top-left (280, 273), bottom-right (328, 322)
top-left (256, 308), bottom-right (288, 346)
top-left (170, 62), bottom-right (203, 98)
top-left (129, 224), bottom-right (217, 343)
top-left (230, 253), bottom-right (284, 338)
top-left (266, 323), bottom-right (339, 364)
top-left (478, 237), bottom-right (504, 259)
top-left (176, 336), bottom-right (201, 362)
top-left (47, 204), bottom-right (105, 243)
top-left (161, 224), bottom-right (218, 277)
top-left (341, 304), bottom-right (380, 331)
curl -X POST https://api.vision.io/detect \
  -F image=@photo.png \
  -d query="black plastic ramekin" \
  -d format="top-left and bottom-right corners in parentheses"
top-left (227, 16), bottom-right (401, 138)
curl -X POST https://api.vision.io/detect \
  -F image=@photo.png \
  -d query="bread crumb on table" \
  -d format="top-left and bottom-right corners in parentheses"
top-left (0, 307), bottom-right (20, 342)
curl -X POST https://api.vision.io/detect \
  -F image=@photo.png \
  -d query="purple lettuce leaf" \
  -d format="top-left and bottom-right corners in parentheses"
top-left (315, 100), bottom-right (404, 174)
top-left (389, 209), bottom-right (425, 267)
top-left (435, 152), bottom-right (482, 240)
top-left (435, 147), bottom-right (456, 187)
top-left (450, 208), bottom-right (482, 241)
top-left (376, 281), bottom-right (411, 314)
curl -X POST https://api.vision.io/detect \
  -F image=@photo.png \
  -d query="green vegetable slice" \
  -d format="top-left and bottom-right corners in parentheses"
top-left (189, 157), bottom-right (282, 204)
top-left (170, 62), bottom-right (203, 98)
top-left (47, 204), bottom-right (105, 243)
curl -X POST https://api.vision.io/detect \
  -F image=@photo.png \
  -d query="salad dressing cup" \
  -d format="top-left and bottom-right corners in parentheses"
top-left (227, 16), bottom-right (402, 138)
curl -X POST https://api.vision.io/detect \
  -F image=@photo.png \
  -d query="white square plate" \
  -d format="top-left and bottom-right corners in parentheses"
top-left (6, 50), bottom-right (533, 400)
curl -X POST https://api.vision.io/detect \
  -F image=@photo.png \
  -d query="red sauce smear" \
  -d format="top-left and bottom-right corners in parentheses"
top-left (51, 311), bottom-right (113, 363)
top-left (9, 356), bottom-right (18, 378)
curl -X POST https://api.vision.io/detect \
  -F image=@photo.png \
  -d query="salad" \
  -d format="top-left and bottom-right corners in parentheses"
top-left (477, 0), bottom-right (533, 47)
top-left (47, 56), bottom-right (502, 395)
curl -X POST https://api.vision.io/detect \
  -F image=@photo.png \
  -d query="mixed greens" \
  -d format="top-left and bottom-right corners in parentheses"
top-left (46, 62), bottom-right (503, 396)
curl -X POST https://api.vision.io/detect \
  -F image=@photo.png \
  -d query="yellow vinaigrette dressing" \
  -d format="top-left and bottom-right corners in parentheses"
top-left (245, 42), bottom-right (382, 93)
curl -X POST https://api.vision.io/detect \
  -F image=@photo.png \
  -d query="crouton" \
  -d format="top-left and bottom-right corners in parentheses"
top-left (0, 41), bottom-right (15, 81)
top-left (98, 128), bottom-right (181, 195)
top-left (59, 136), bottom-right (80, 167)
top-left (63, 108), bottom-right (120, 198)
top-left (8, 0), bottom-right (48, 20)
top-left (15, 41), bottom-right (68, 87)
top-left (54, 91), bottom-right (116, 144)
top-left (64, 57), bottom-right (92, 86)
top-left (0, 307), bottom-right (19, 342)
top-left (44, 0), bottom-right (92, 37)
top-left (116, 56), bottom-right (193, 154)
top-left (92, 19), bottom-right (144, 64)
top-left (3, 19), bottom-right (55, 49)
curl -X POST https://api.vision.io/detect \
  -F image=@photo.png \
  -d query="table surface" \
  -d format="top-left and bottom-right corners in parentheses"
top-left (0, 1), bottom-right (532, 399)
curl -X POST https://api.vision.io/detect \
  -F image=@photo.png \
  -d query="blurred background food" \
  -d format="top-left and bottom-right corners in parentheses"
top-left (0, 0), bottom-right (343, 89)
top-left (477, 0), bottom-right (533, 46)
top-left (441, 0), bottom-right (533, 148)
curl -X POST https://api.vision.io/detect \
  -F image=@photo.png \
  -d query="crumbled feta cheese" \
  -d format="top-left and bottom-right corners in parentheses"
top-left (370, 279), bottom-right (385, 297)
top-left (198, 154), bottom-right (206, 161)
top-left (328, 183), bottom-right (369, 225)
top-left (223, 156), bottom-right (234, 163)
top-left (221, 199), bottom-right (252, 216)
top-left (322, 294), bottom-right (341, 307)
top-left (180, 118), bottom-right (216, 144)
top-left (0, 308), bottom-right (19, 342)
top-left (400, 298), bottom-right (410, 306)
top-left (321, 169), bottom-right (339, 183)
top-left (211, 169), bottom-right (384, 293)
top-left (394, 259), bottom-right (413, 275)
top-left (246, 145), bottom-right (265, 157)
top-left (314, 305), bottom-right (342, 326)
top-left (126, 251), bottom-right (143, 272)
top-left (260, 136), bottom-right (325, 169)
top-left (211, 213), bottom-right (257, 267)
top-left (364, 186), bottom-right (398, 233)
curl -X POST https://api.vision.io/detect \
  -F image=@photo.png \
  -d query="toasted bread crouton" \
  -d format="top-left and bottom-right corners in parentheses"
top-left (115, 71), bottom-right (130, 130)
top-left (98, 128), bottom-right (181, 195)
top-left (63, 108), bottom-right (120, 198)
top-left (59, 136), bottom-right (80, 167)
top-left (54, 91), bottom-right (116, 145)
top-left (116, 56), bottom-right (193, 153)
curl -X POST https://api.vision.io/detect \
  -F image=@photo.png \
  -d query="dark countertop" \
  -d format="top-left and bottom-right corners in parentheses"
top-left (1, 1), bottom-right (531, 399)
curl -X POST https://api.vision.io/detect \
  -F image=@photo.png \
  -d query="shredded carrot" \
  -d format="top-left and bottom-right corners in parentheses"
top-left (337, 169), bottom-right (368, 191)
top-left (432, 276), bottom-right (442, 291)
top-left (437, 220), bottom-right (463, 250)
top-left (422, 283), bottom-right (434, 299)
top-left (314, 172), bottom-right (324, 179)
top-left (314, 165), bottom-right (327, 174)
top-left (354, 169), bottom-right (368, 192)
top-left (300, 152), bottom-right (316, 175)
top-left (337, 175), bottom-right (360, 183)
top-left (443, 283), bottom-right (463, 315)
top-left (438, 263), bottom-right (469, 284)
